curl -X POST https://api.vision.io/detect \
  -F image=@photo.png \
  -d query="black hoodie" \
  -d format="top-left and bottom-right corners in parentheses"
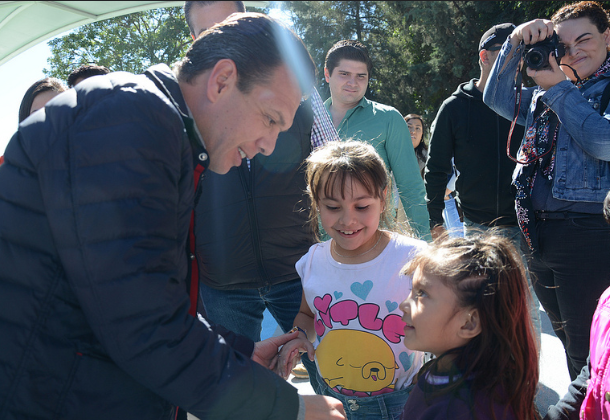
top-left (425, 78), bottom-right (524, 228)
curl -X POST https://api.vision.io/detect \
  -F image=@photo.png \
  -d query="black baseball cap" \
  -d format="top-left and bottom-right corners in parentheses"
top-left (479, 23), bottom-right (516, 51)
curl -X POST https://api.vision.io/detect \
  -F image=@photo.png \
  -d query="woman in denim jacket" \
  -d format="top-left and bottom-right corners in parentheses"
top-left (483, 0), bottom-right (610, 381)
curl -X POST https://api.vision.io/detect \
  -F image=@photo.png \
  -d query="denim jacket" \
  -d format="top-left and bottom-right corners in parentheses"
top-left (483, 41), bottom-right (610, 204)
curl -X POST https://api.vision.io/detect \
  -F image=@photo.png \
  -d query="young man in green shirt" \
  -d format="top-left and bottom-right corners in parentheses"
top-left (323, 40), bottom-right (431, 240)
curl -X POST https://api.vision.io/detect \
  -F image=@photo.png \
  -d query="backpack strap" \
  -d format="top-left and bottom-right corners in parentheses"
top-left (599, 80), bottom-right (610, 115)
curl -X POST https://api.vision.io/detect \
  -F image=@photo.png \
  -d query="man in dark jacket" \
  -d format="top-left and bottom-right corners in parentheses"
top-left (424, 23), bottom-right (540, 340)
top-left (0, 13), bottom-right (345, 420)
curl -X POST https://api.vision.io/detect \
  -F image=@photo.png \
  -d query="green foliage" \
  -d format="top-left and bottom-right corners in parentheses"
top-left (43, 7), bottom-right (191, 82)
top-left (283, 1), bottom-right (610, 123)
top-left (43, 1), bottom-right (610, 124)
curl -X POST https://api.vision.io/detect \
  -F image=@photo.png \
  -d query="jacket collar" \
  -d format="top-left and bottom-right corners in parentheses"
top-left (144, 64), bottom-right (208, 170)
top-left (145, 64), bottom-right (189, 116)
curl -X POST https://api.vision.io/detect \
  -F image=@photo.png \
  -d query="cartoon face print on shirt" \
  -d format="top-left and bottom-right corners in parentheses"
top-left (316, 329), bottom-right (398, 393)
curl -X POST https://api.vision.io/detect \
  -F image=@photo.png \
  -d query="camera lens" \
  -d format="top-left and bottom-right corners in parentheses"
top-left (525, 50), bottom-right (545, 70)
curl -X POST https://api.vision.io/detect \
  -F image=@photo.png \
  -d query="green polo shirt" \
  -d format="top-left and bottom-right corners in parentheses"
top-left (325, 96), bottom-right (431, 241)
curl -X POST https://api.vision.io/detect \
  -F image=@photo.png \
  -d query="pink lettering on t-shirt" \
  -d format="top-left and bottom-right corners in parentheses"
top-left (315, 317), bottom-right (327, 337)
top-left (329, 300), bottom-right (358, 326)
top-left (314, 294), bottom-right (333, 328)
top-left (358, 304), bottom-right (383, 330)
top-left (382, 314), bottom-right (407, 343)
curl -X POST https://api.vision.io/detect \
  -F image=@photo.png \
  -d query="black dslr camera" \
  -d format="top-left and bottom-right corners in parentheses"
top-left (524, 32), bottom-right (565, 70)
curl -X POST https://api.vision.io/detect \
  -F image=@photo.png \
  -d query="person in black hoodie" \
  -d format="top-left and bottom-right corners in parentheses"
top-left (424, 23), bottom-right (541, 341)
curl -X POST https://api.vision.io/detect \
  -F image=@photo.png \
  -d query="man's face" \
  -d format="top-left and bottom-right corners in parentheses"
top-left (486, 44), bottom-right (502, 65)
top-left (324, 59), bottom-right (369, 109)
top-left (189, 2), bottom-right (239, 39)
top-left (193, 64), bottom-right (302, 174)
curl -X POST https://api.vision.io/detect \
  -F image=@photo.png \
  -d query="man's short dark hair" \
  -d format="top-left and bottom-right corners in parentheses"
top-left (67, 64), bottom-right (111, 88)
top-left (184, 1), bottom-right (245, 36)
top-left (174, 12), bottom-right (315, 96)
top-left (324, 40), bottom-right (373, 77)
top-left (18, 77), bottom-right (67, 123)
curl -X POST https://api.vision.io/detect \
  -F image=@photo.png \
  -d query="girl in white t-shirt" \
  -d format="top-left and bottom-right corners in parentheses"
top-left (279, 140), bottom-right (427, 420)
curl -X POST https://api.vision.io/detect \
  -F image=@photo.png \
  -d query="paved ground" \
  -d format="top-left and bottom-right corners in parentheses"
top-left (189, 304), bottom-right (572, 419)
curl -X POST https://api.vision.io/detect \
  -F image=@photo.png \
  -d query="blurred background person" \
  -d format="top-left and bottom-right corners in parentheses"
top-left (18, 77), bottom-right (67, 123)
top-left (406, 113), bottom-right (464, 238)
top-left (405, 113), bottom-right (428, 179)
top-left (67, 64), bottom-right (110, 88)
top-left (0, 77), bottom-right (68, 165)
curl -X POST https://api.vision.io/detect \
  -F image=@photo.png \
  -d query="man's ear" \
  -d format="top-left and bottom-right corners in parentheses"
top-left (479, 49), bottom-right (489, 66)
top-left (206, 59), bottom-right (238, 103)
top-left (458, 308), bottom-right (482, 340)
top-left (324, 67), bottom-right (331, 84)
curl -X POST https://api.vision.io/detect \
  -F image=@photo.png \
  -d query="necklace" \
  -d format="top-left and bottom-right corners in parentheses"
top-left (332, 231), bottom-right (383, 259)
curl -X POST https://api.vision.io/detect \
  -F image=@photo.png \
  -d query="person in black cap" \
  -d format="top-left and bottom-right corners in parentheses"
top-left (424, 22), bottom-right (541, 342)
top-left (479, 22), bottom-right (516, 51)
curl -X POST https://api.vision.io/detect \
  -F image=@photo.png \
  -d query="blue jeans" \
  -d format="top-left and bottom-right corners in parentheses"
top-left (442, 196), bottom-right (464, 237)
top-left (199, 279), bottom-right (303, 342)
top-left (527, 215), bottom-right (610, 380)
top-left (463, 218), bottom-right (542, 347)
top-left (301, 357), bottom-right (411, 420)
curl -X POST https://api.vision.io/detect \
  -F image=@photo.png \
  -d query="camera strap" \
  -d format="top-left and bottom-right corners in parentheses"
top-left (507, 64), bottom-right (558, 165)
top-left (506, 66), bottom-right (524, 164)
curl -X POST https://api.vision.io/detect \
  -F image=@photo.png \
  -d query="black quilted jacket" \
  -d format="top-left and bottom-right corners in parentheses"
top-left (0, 64), bottom-right (298, 420)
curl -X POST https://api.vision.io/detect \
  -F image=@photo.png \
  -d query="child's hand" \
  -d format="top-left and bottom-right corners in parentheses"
top-left (252, 329), bottom-right (299, 370)
top-left (275, 335), bottom-right (314, 379)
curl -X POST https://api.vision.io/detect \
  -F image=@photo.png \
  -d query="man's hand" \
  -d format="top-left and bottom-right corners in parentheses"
top-left (303, 395), bottom-right (346, 420)
top-left (251, 330), bottom-right (299, 370)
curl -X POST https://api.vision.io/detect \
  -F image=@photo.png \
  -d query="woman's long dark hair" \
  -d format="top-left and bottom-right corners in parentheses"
top-left (403, 232), bottom-right (540, 420)
top-left (18, 77), bottom-right (67, 123)
top-left (404, 114), bottom-right (428, 178)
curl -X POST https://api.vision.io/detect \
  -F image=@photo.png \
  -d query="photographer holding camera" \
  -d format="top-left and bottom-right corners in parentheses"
top-left (483, 0), bottom-right (610, 382)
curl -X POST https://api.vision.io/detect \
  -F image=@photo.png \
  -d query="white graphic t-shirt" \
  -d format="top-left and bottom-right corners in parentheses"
top-left (296, 232), bottom-right (427, 396)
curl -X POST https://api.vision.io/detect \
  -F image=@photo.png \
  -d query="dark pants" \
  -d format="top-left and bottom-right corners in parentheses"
top-left (528, 215), bottom-right (610, 380)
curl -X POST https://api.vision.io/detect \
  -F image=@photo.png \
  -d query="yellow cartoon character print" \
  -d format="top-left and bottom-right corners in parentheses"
top-left (316, 329), bottom-right (398, 393)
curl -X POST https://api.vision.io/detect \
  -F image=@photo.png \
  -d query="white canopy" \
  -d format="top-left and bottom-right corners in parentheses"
top-left (0, 1), bottom-right (269, 65)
